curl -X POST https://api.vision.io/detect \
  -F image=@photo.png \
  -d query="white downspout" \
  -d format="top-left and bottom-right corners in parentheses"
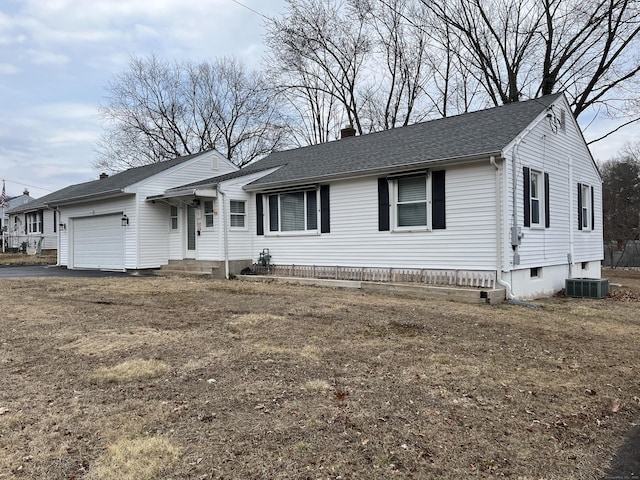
top-left (491, 156), bottom-right (514, 299)
top-left (218, 187), bottom-right (230, 279)
top-left (568, 156), bottom-right (575, 277)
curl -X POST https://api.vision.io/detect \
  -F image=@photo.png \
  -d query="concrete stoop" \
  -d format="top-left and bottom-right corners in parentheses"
top-left (158, 260), bottom-right (224, 278)
top-left (238, 275), bottom-right (506, 304)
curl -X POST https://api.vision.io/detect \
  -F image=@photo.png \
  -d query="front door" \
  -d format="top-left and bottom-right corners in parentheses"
top-left (186, 205), bottom-right (197, 258)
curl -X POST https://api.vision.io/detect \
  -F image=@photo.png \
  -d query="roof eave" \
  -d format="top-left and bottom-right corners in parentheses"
top-left (243, 151), bottom-right (502, 192)
top-left (45, 189), bottom-right (131, 207)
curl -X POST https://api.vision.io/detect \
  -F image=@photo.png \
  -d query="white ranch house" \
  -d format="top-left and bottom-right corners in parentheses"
top-left (26, 93), bottom-right (603, 300)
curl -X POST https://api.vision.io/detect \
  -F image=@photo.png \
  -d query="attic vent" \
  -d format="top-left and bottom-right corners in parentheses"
top-left (211, 156), bottom-right (219, 171)
top-left (565, 278), bottom-right (609, 299)
top-left (560, 109), bottom-right (566, 132)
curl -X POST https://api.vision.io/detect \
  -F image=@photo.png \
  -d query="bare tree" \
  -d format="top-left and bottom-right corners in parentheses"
top-left (421, 0), bottom-right (640, 127)
top-left (95, 55), bottom-right (289, 172)
top-left (601, 144), bottom-right (640, 266)
top-left (265, 0), bottom-right (440, 143)
top-left (265, 0), bottom-right (371, 141)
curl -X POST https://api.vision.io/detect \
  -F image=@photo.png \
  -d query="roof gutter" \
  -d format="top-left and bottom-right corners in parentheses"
top-left (45, 189), bottom-right (130, 207)
top-left (242, 151), bottom-right (502, 192)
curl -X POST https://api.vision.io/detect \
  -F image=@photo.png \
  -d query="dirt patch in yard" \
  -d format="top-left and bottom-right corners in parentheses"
top-left (0, 272), bottom-right (638, 479)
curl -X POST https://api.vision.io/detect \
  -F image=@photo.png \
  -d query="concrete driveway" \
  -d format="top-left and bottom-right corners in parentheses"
top-left (0, 265), bottom-right (142, 278)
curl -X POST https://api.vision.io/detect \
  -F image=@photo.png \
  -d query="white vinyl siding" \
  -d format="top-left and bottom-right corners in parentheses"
top-left (504, 96), bottom-right (602, 284)
top-left (254, 164), bottom-right (496, 270)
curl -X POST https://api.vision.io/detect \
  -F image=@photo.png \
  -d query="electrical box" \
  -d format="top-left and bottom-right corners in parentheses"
top-left (511, 226), bottom-right (523, 247)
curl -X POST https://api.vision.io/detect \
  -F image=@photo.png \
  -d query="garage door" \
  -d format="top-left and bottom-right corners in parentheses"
top-left (73, 214), bottom-right (125, 270)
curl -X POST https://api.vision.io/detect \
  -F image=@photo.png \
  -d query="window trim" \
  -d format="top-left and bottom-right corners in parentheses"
top-left (391, 174), bottom-right (432, 232)
top-left (529, 169), bottom-right (543, 228)
top-left (266, 189), bottom-right (319, 236)
top-left (26, 211), bottom-right (43, 234)
top-left (170, 205), bottom-right (179, 231)
top-left (229, 200), bottom-right (246, 229)
top-left (523, 167), bottom-right (550, 229)
top-left (203, 200), bottom-right (215, 229)
top-left (580, 183), bottom-right (591, 231)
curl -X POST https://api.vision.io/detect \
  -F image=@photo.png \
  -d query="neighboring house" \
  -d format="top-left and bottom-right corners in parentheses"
top-left (150, 92), bottom-right (603, 299)
top-left (3, 190), bottom-right (46, 252)
top-left (21, 150), bottom-right (235, 268)
top-left (2, 189), bottom-right (34, 231)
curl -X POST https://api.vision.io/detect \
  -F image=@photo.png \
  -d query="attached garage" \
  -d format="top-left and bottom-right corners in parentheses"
top-left (72, 214), bottom-right (125, 270)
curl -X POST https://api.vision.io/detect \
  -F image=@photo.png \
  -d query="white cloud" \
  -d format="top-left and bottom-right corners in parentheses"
top-left (0, 62), bottom-right (20, 74)
top-left (27, 49), bottom-right (70, 66)
top-left (0, 0), bottom-right (286, 197)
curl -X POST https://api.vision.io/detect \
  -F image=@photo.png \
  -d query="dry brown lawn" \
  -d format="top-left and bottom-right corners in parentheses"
top-left (0, 269), bottom-right (638, 479)
top-left (0, 253), bottom-right (57, 266)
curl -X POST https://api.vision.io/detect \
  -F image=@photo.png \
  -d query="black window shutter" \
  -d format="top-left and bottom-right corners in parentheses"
top-left (320, 185), bottom-right (330, 233)
top-left (378, 178), bottom-right (390, 231)
top-left (590, 186), bottom-right (595, 231)
top-left (523, 167), bottom-right (531, 227)
top-left (432, 170), bottom-right (446, 229)
top-left (24, 214), bottom-right (27, 234)
top-left (577, 183), bottom-right (583, 230)
top-left (544, 172), bottom-right (550, 228)
top-left (256, 194), bottom-right (264, 236)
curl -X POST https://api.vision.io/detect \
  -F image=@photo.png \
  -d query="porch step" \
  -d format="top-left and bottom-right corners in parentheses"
top-left (158, 260), bottom-right (223, 278)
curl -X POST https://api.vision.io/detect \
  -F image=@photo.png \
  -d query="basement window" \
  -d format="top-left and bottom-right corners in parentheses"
top-left (530, 267), bottom-right (541, 278)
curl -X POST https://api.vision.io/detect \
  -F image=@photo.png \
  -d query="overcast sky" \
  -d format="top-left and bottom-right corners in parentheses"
top-left (0, 0), bottom-right (638, 199)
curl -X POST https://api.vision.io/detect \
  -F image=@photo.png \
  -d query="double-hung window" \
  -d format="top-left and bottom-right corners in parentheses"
top-left (268, 190), bottom-right (318, 233)
top-left (204, 201), bottom-right (214, 228)
top-left (396, 176), bottom-right (428, 227)
top-left (578, 183), bottom-right (593, 231)
top-left (230, 200), bottom-right (246, 228)
top-left (530, 170), bottom-right (542, 226)
top-left (170, 206), bottom-right (179, 230)
top-left (523, 167), bottom-right (550, 228)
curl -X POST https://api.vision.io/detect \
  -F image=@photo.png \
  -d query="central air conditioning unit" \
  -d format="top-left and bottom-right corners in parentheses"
top-left (565, 278), bottom-right (609, 299)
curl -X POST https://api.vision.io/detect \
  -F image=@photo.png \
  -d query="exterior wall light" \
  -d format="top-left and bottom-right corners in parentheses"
top-left (121, 214), bottom-right (129, 226)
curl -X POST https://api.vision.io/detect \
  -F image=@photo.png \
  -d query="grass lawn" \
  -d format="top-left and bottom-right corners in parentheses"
top-left (0, 270), bottom-right (638, 479)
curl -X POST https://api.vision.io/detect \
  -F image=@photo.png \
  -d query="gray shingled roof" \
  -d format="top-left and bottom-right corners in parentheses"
top-left (175, 93), bottom-right (563, 192)
top-left (8, 151), bottom-right (208, 213)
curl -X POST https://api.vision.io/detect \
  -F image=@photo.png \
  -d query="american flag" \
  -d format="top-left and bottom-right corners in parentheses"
top-left (1, 180), bottom-right (5, 209)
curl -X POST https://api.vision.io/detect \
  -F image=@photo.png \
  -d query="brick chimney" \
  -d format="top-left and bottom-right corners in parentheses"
top-left (99, 173), bottom-right (109, 180)
top-left (340, 124), bottom-right (356, 139)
